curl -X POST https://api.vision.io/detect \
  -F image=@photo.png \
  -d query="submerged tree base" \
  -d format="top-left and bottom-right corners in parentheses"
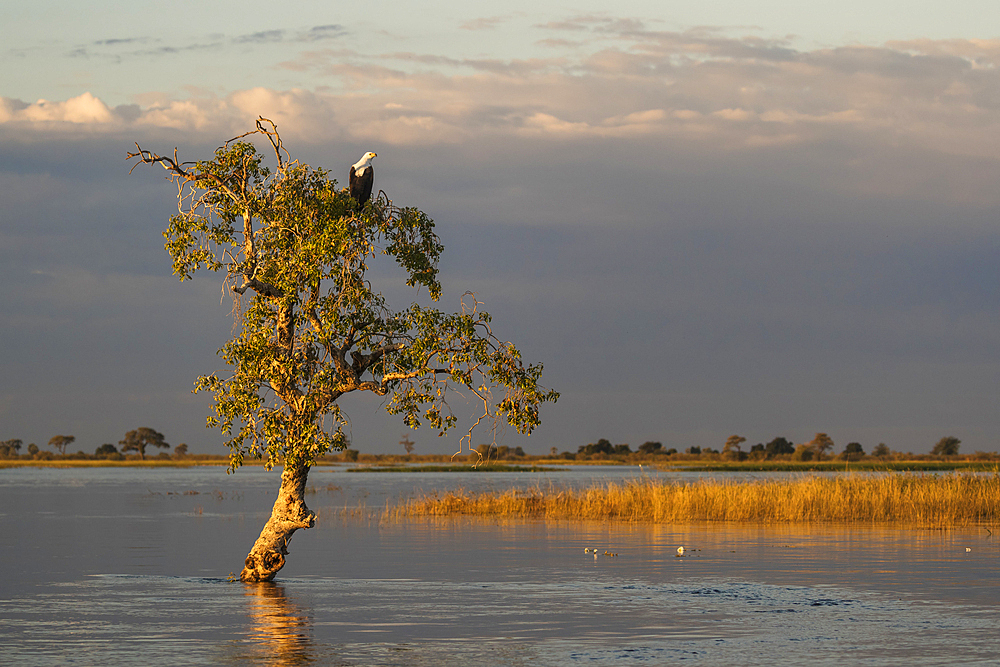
top-left (241, 464), bottom-right (315, 582)
top-left (390, 474), bottom-right (1000, 525)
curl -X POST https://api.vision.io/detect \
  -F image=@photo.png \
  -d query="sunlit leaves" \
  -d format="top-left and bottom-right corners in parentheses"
top-left (144, 121), bottom-right (556, 472)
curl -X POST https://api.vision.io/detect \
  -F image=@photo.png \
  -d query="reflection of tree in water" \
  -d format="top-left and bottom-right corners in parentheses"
top-left (242, 582), bottom-right (312, 665)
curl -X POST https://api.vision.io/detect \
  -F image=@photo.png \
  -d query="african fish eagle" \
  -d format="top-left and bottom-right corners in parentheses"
top-left (349, 152), bottom-right (377, 205)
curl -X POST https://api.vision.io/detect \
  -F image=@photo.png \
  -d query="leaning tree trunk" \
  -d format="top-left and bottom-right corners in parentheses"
top-left (241, 462), bottom-right (316, 582)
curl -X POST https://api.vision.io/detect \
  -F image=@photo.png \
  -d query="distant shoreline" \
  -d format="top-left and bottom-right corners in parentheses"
top-left (2, 457), bottom-right (998, 473)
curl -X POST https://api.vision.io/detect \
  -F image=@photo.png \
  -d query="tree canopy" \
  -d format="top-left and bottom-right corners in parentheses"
top-left (723, 435), bottom-right (746, 456)
top-left (808, 433), bottom-right (835, 461)
top-left (638, 441), bottom-right (663, 454)
top-left (129, 118), bottom-right (556, 470)
top-left (119, 427), bottom-right (169, 460)
top-left (842, 442), bottom-right (865, 461)
top-left (931, 436), bottom-right (961, 457)
top-left (764, 437), bottom-right (794, 459)
top-left (0, 439), bottom-right (22, 459)
top-left (48, 435), bottom-right (75, 455)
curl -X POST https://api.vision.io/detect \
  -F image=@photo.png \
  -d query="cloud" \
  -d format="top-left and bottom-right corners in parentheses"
top-left (234, 30), bottom-right (286, 44)
top-left (93, 37), bottom-right (147, 46)
top-left (535, 15), bottom-right (646, 33)
top-left (232, 26), bottom-right (347, 44)
top-left (303, 24), bottom-right (348, 41)
top-left (6, 33), bottom-right (1000, 202)
top-left (69, 39), bottom-right (224, 61)
top-left (64, 24), bottom-right (348, 63)
top-left (459, 15), bottom-right (519, 31)
top-left (0, 92), bottom-right (114, 124)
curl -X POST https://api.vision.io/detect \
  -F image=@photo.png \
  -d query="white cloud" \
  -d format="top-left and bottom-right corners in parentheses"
top-left (4, 33), bottom-right (1000, 187)
top-left (1, 92), bottom-right (113, 124)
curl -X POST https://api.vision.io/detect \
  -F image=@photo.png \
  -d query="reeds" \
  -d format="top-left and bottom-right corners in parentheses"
top-left (390, 473), bottom-right (1000, 526)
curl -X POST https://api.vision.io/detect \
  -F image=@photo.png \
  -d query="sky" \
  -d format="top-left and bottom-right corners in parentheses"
top-left (2, 2), bottom-right (1000, 457)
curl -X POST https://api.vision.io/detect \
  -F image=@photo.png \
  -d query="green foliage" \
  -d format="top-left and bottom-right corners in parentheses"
top-left (119, 427), bottom-right (169, 460)
top-left (579, 438), bottom-right (615, 456)
top-left (638, 441), bottom-right (662, 455)
top-left (723, 435), bottom-right (745, 453)
top-left (764, 437), bottom-right (794, 458)
top-left (95, 443), bottom-right (119, 458)
top-left (133, 119), bottom-right (557, 473)
top-left (48, 435), bottom-right (75, 456)
top-left (0, 439), bottom-right (22, 458)
top-left (842, 442), bottom-right (865, 461)
top-left (792, 443), bottom-right (814, 461)
top-left (932, 436), bottom-right (961, 457)
top-left (808, 433), bottom-right (835, 461)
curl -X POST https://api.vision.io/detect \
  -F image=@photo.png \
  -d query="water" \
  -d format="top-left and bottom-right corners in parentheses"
top-left (1, 465), bottom-right (998, 665)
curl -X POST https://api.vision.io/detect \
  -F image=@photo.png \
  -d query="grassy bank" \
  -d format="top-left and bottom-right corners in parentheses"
top-left (391, 474), bottom-right (1000, 526)
top-left (0, 459), bottom-right (227, 469)
top-left (654, 460), bottom-right (1000, 472)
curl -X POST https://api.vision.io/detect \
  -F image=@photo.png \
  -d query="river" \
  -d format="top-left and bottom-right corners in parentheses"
top-left (1, 465), bottom-right (997, 665)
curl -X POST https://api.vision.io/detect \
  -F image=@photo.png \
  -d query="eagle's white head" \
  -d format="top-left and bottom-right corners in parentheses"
top-left (353, 152), bottom-right (377, 173)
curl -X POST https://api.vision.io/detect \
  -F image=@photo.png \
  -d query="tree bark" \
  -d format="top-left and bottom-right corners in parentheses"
top-left (240, 462), bottom-right (315, 582)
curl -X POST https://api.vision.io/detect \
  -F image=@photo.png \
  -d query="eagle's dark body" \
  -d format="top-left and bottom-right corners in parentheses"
top-left (349, 152), bottom-right (376, 205)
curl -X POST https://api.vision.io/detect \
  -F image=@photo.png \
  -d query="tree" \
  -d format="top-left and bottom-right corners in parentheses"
top-left (119, 427), bottom-right (169, 460)
top-left (931, 436), bottom-right (961, 457)
top-left (764, 437), bottom-right (794, 459)
top-left (723, 435), bottom-right (746, 458)
top-left (0, 439), bottom-right (22, 458)
top-left (129, 119), bottom-right (557, 582)
top-left (95, 443), bottom-right (119, 458)
top-left (842, 442), bottom-right (864, 461)
top-left (638, 441), bottom-right (663, 455)
top-left (27, 443), bottom-right (39, 457)
top-left (809, 433), bottom-right (835, 461)
top-left (579, 439), bottom-right (614, 456)
top-left (173, 443), bottom-right (189, 458)
top-left (872, 443), bottom-right (890, 459)
top-left (48, 435), bottom-right (75, 456)
top-left (400, 434), bottom-right (415, 454)
top-left (792, 443), bottom-right (815, 461)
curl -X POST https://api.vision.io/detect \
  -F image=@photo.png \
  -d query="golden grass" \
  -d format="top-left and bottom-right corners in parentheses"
top-left (390, 474), bottom-right (1000, 526)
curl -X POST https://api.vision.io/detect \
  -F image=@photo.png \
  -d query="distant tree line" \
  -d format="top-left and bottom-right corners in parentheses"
top-left (0, 427), bottom-right (190, 461)
top-left (545, 434), bottom-right (982, 462)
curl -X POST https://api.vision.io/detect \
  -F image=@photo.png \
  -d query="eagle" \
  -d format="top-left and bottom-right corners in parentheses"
top-left (349, 152), bottom-right (377, 205)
